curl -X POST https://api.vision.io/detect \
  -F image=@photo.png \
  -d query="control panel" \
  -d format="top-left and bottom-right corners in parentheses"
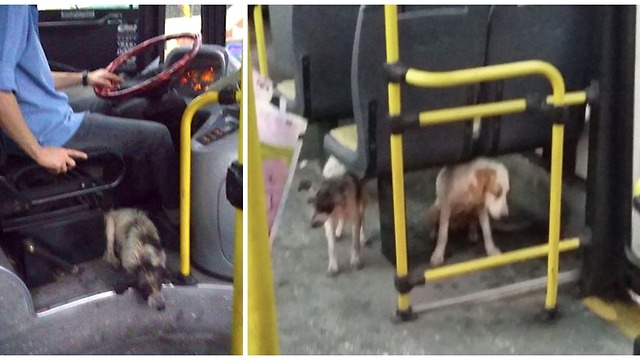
top-left (194, 109), bottom-right (239, 146)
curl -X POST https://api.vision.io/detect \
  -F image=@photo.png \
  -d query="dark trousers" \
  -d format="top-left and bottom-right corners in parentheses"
top-left (67, 96), bottom-right (178, 209)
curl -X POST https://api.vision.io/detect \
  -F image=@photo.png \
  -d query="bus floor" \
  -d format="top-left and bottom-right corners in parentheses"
top-left (30, 250), bottom-right (229, 312)
top-left (270, 155), bottom-right (634, 355)
top-left (0, 248), bottom-right (232, 355)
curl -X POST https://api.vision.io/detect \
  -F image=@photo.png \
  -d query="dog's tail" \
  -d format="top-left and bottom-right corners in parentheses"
top-left (322, 155), bottom-right (347, 178)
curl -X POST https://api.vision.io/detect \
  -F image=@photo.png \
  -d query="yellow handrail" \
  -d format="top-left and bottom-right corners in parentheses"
top-left (545, 122), bottom-right (564, 309)
top-left (254, 5), bottom-right (269, 77)
top-left (419, 91), bottom-right (586, 125)
top-left (179, 91), bottom-right (220, 276)
top-left (247, 48), bottom-right (280, 355)
top-left (405, 60), bottom-right (565, 104)
top-left (384, 4), bottom-right (412, 318)
top-left (179, 91), bottom-right (243, 277)
top-left (232, 87), bottom-right (244, 355)
top-left (179, 88), bottom-right (243, 353)
top-left (425, 238), bottom-right (580, 281)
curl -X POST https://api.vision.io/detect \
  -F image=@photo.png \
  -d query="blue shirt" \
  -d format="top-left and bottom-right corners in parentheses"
top-left (0, 5), bottom-right (83, 147)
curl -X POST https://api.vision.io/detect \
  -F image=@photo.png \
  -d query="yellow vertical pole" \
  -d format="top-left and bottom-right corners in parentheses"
top-left (543, 75), bottom-right (566, 313)
top-left (231, 85), bottom-right (244, 355)
top-left (384, 5), bottom-right (411, 316)
top-left (180, 91), bottom-right (220, 277)
top-left (247, 48), bottom-right (280, 355)
top-left (253, 5), bottom-right (269, 77)
top-left (545, 123), bottom-right (564, 311)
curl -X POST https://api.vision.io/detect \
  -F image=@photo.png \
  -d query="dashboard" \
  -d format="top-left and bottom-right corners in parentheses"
top-left (179, 66), bottom-right (218, 93)
top-left (176, 58), bottom-right (223, 97)
top-left (165, 44), bottom-right (239, 99)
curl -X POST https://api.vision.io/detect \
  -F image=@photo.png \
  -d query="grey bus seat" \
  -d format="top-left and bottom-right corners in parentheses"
top-left (266, 5), bottom-right (296, 83)
top-left (324, 5), bottom-right (491, 178)
top-left (477, 5), bottom-right (595, 155)
top-left (265, 5), bottom-right (296, 105)
top-left (289, 5), bottom-right (360, 120)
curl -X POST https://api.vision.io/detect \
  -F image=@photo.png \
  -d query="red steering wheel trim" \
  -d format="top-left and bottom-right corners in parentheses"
top-left (95, 32), bottom-right (202, 100)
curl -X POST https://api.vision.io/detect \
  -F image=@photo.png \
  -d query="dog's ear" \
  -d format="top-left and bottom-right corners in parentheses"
top-left (158, 251), bottom-right (167, 267)
top-left (298, 179), bottom-right (313, 192)
top-left (493, 183), bottom-right (503, 198)
top-left (332, 188), bottom-right (347, 204)
top-left (323, 178), bottom-right (348, 204)
top-left (474, 168), bottom-right (501, 197)
top-left (160, 266), bottom-right (173, 283)
top-left (113, 273), bottom-right (137, 294)
top-left (476, 169), bottom-right (504, 198)
top-left (139, 246), bottom-right (165, 267)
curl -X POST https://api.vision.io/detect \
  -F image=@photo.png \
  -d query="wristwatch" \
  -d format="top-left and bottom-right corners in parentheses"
top-left (82, 70), bottom-right (89, 87)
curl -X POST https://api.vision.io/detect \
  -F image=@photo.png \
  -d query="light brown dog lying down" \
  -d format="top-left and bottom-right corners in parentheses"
top-left (426, 158), bottom-right (510, 266)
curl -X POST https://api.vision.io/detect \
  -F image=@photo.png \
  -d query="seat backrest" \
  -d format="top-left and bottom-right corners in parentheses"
top-left (351, 5), bottom-right (491, 175)
top-left (266, 5), bottom-right (296, 81)
top-left (477, 5), bottom-right (596, 154)
top-left (291, 5), bottom-right (360, 120)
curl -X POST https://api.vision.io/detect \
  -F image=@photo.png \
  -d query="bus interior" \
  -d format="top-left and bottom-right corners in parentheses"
top-left (249, 5), bottom-right (640, 355)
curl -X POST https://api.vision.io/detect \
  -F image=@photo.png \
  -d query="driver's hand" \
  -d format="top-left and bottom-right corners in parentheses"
top-left (35, 147), bottom-right (88, 174)
top-left (88, 69), bottom-right (123, 89)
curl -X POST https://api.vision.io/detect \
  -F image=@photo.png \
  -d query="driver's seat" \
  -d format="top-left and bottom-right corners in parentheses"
top-left (0, 135), bottom-right (125, 287)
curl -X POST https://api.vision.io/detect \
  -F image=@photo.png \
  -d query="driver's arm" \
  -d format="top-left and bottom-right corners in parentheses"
top-left (51, 71), bottom-right (83, 89)
top-left (0, 6), bottom-right (87, 174)
top-left (0, 91), bottom-right (87, 173)
top-left (52, 70), bottom-right (123, 90)
top-left (0, 91), bottom-right (45, 160)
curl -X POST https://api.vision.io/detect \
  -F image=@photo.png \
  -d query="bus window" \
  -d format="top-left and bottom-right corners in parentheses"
top-left (226, 5), bottom-right (243, 61)
top-left (164, 5), bottom-right (201, 58)
top-left (37, 5), bottom-right (142, 73)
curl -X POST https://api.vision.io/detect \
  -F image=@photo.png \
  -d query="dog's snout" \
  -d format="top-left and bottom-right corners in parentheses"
top-left (310, 212), bottom-right (329, 228)
top-left (148, 292), bottom-right (165, 311)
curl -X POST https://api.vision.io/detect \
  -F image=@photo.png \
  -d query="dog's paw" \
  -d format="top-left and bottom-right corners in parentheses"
top-left (486, 246), bottom-right (502, 257)
top-left (360, 236), bottom-right (372, 248)
top-left (359, 229), bottom-right (369, 246)
top-left (103, 253), bottom-right (121, 268)
top-left (327, 262), bottom-right (340, 276)
top-left (350, 257), bottom-right (363, 270)
top-left (430, 251), bottom-right (445, 267)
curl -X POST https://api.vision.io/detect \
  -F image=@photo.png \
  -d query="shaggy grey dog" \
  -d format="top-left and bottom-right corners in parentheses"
top-left (104, 208), bottom-right (169, 310)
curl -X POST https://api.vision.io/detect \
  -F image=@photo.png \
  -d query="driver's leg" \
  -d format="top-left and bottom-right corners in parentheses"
top-left (64, 112), bottom-right (179, 217)
top-left (69, 96), bottom-right (116, 116)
